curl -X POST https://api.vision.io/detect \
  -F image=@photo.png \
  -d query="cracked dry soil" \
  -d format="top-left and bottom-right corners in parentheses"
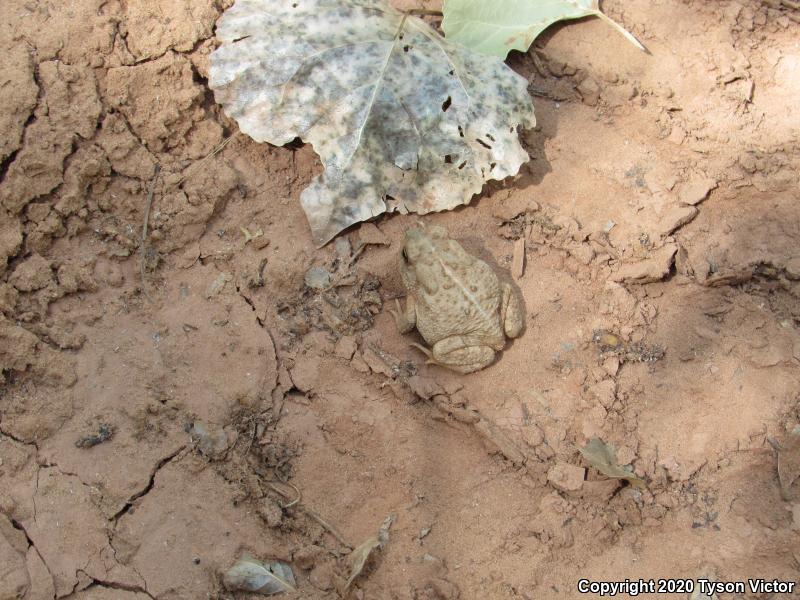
top-left (2, 0), bottom-right (800, 599)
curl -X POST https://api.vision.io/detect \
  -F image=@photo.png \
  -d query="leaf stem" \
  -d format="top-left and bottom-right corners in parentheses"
top-left (594, 11), bottom-right (650, 54)
top-left (405, 8), bottom-right (443, 17)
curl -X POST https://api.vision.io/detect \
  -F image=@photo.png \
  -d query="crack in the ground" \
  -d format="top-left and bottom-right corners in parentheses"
top-left (111, 445), bottom-right (187, 523)
top-left (0, 426), bottom-right (40, 450)
top-left (8, 515), bottom-right (57, 598)
top-left (0, 58), bottom-right (42, 186)
top-left (73, 577), bottom-right (157, 600)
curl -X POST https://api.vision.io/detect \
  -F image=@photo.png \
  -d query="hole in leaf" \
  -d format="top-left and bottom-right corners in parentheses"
top-left (458, 125), bottom-right (464, 137)
top-left (486, 133), bottom-right (496, 142)
top-left (475, 138), bottom-right (492, 150)
top-left (292, 2), bottom-right (298, 6)
top-left (441, 96), bottom-right (452, 112)
top-left (457, 161), bottom-right (467, 170)
top-left (448, 70), bottom-right (454, 76)
top-left (403, 45), bottom-right (410, 52)
top-left (444, 154), bottom-right (452, 164)
top-left (490, 162), bottom-right (497, 170)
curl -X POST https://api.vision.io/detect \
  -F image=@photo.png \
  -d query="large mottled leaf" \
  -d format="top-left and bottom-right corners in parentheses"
top-left (442, 0), bottom-right (646, 59)
top-left (209, 0), bottom-right (535, 246)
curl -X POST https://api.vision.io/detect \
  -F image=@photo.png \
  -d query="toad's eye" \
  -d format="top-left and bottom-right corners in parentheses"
top-left (401, 248), bottom-right (409, 262)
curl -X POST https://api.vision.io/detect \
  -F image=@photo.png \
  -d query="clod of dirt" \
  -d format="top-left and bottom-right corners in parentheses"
top-left (257, 497), bottom-right (284, 529)
top-left (343, 513), bottom-right (395, 590)
top-left (8, 254), bottom-right (54, 292)
top-left (655, 204), bottom-right (698, 237)
top-left (105, 53), bottom-right (207, 153)
top-left (0, 44), bottom-right (38, 164)
top-left (124, 0), bottom-right (219, 61)
top-left (612, 243), bottom-right (677, 284)
top-left (280, 272), bottom-right (383, 338)
top-left (777, 429), bottom-right (800, 501)
top-left (222, 554), bottom-right (296, 595)
top-left (512, 237), bottom-right (525, 279)
top-left (547, 462), bottom-right (586, 492)
top-left (679, 177), bottom-right (717, 205)
top-left (579, 438), bottom-right (646, 489)
top-left (358, 223), bottom-right (390, 246)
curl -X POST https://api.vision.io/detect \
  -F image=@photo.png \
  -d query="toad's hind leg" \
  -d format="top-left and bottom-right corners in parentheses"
top-left (500, 283), bottom-right (524, 338)
top-left (429, 335), bottom-right (496, 374)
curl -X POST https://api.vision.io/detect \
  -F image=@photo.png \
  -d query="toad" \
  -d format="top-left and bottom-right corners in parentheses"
top-left (391, 226), bottom-right (524, 373)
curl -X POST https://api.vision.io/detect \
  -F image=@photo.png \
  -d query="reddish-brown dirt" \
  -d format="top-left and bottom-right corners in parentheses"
top-left (1, 1), bottom-right (799, 599)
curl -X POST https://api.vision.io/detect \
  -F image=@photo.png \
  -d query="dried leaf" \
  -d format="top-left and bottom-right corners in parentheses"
top-left (442, 0), bottom-right (646, 59)
top-left (345, 513), bottom-right (394, 589)
top-left (223, 554), bottom-right (296, 595)
top-left (578, 437), bottom-right (646, 489)
top-left (209, 0), bottom-right (535, 246)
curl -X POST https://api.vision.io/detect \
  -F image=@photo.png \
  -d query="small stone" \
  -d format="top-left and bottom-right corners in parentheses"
top-left (656, 204), bottom-right (698, 237)
top-left (547, 462), bottom-right (586, 492)
top-left (678, 177), bottom-right (717, 206)
top-left (304, 266), bottom-right (331, 291)
top-left (512, 237), bottom-right (525, 279)
top-left (334, 335), bottom-right (358, 360)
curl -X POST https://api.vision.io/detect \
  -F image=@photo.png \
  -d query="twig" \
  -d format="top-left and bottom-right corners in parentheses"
top-left (266, 481), bottom-right (352, 549)
top-left (140, 164), bottom-right (161, 298)
top-left (304, 508), bottom-right (353, 550)
top-left (169, 133), bottom-right (235, 190)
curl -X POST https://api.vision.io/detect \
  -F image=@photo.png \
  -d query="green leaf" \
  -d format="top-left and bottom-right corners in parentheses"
top-left (578, 437), bottom-right (646, 489)
top-left (441, 0), bottom-right (646, 59)
top-left (209, 0), bottom-right (535, 247)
